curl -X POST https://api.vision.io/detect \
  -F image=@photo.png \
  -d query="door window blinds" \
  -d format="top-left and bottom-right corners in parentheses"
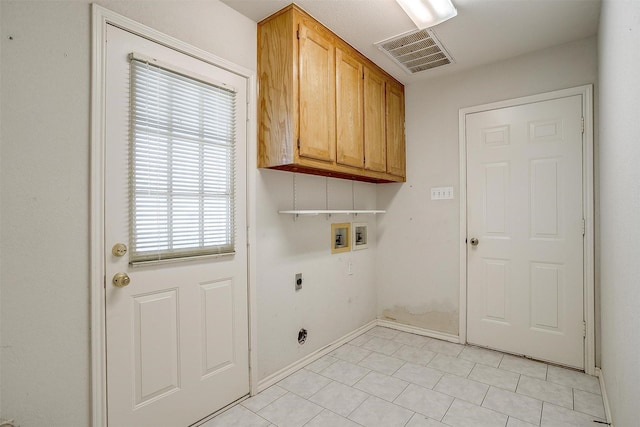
top-left (129, 54), bottom-right (236, 264)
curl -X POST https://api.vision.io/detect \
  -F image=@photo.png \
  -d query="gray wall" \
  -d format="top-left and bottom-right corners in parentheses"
top-left (0, 1), bottom-right (256, 425)
top-left (598, 0), bottom-right (640, 425)
top-left (1, 1), bottom-right (380, 424)
top-left (0, 1), bottom-right (618, 425)
top-left (376, 37), bottom-right (598, 336)
top-left (255, 170), bottom-right (378, 380)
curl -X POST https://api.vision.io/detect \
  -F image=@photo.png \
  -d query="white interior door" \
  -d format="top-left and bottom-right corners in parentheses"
top-left (466, 95), bottom-right (584, 369)
top-left (105, 25), bottom-right (249, 426)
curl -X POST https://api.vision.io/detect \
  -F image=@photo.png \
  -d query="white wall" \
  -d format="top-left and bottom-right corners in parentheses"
top-left (376, 37), bottom-right (598, 335)
top-left (0, 2), bottom-right (3, 417)
top-left (0, 1), bottom-right (608, 425)
top-left (0, 1), bottom-right (255, 425)
top-left (0, 1), bottom-right (379, 424)
top-left (597, 1), bottom-right (640, 425)
top-left (255, 170), bottom-right (378, 380)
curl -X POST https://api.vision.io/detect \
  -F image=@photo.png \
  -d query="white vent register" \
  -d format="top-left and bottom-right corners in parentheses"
top-left (375, 28), bottom-right (454, 74)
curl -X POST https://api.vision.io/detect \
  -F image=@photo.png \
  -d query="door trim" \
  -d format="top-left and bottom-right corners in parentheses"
top-left (458, 85), bottom-right (595, 374)
top-left (90, 6), bottom-right (258, 426)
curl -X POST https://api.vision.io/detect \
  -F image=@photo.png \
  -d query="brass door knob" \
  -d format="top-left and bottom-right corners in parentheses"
top-left (112, 243), bottom-right (128, 257)
top-left (470, 237), bottom-right (479, 246)
top-left (112, 272), bottom-right (131, 288)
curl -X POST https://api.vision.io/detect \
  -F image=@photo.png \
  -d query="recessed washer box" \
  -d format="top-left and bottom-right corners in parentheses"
top-left (353, 223), bottom-right (368, 250)
top-left (331, 223), bottom-right (351, 254)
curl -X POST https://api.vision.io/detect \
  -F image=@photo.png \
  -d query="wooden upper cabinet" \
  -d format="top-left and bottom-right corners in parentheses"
top-left (336, 48), bottom-right (364, 168)
top-left (386, 80), bottom-right (406, 178)
top-left (363, 66), bottom-right (387, 173)
top-left (258, 4), bottom-right (406, 183)
top-left (298, 22), bottom-right (336, 162)
top-left (257, 7), bottom-right (295, 168)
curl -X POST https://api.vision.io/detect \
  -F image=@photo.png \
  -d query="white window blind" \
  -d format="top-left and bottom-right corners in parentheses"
top-left (129, 54), bottom-right (236, 264)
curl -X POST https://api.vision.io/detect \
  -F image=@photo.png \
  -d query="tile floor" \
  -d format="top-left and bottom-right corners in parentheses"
top-left (203, 327), bottom-right (607, 427)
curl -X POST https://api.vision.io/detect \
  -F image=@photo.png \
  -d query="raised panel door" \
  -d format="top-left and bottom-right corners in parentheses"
top-left (386, 81), bottom-right (406, 178)
top-left (105, 25), bottom-right (249, 426)
top-left (298, 22), bottom-right (335, 162)
top-left (336, 48), bottom-right (364, 168)
top-left (466, 95), bottom-right (584, 368)
top-left (364, 66), bottom-right (386, 172)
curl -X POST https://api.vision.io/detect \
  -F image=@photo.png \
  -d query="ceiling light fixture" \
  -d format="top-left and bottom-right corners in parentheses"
top-left (395, 0), bottom-right (457, 29)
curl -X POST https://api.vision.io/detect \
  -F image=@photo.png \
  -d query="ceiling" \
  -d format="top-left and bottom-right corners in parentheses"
top-left (221, 0), bottom-right (601, 85)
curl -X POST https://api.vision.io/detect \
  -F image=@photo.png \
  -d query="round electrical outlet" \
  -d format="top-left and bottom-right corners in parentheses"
top-left (298, 328), bottom-right (308, 345)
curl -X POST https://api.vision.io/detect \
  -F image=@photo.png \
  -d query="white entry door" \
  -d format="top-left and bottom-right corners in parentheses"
top-left (104, 25), bottom-right (249, 426)
top-left (466, 95), bottom-right (584, 369)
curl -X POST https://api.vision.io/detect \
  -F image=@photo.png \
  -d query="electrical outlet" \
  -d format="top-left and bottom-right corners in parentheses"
top-left (295, 273), bottom-right (302, 291)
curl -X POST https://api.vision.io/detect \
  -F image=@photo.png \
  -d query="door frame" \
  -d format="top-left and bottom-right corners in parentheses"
top-left (90, 6), bottom-right (258, 426)
top-left (458, 85), bottom-right (595, 374)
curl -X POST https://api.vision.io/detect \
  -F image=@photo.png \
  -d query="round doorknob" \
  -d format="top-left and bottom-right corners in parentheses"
top-left (470, 237), bottom-right (479, 246)
top-left (112, 243), bottom-right (128, 257)
top-left (112, 272), bottom-right (131, 288)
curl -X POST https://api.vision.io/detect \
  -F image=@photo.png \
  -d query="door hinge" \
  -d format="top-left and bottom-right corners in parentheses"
top-left (581, 117), bottom-right (585, 134)
top-left (296, 29), bottom-right (300, 40)
top-left (583, 321), bottom-right (587, 337)
top-left (582, 218), bottom-right (586, 236)
top-left (297, 138), bottom-right (300, 150)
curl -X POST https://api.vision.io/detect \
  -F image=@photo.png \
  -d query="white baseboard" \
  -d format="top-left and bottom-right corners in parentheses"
top-left (595, 367), bottom-right (613, 426)
top-left (256, 320), bottom-right (377, 393)
top-left (376, 319), bottom-right (460, 343)
top-left (256, 319), bottom-right (460, 394)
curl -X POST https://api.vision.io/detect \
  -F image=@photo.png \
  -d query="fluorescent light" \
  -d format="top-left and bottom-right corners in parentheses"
top-left (395, 0), bottom-right (457, 28)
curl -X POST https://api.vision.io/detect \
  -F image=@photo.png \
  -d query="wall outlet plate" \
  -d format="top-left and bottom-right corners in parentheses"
top-left (431, 186), bottom-right (454, 200)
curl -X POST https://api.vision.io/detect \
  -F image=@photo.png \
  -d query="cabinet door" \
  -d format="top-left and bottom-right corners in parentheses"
top-left (363, 66), bottom-right (386, 172)
top-left (336, 48), bottom-right (364, 168)
top-left (386, 80), bottom-right (406, 178)
top-left (298, 23), bottom-right (336, 162)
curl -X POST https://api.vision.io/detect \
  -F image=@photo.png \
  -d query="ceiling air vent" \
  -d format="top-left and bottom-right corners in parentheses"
top-left (375, 28), bottom-right (454, 74)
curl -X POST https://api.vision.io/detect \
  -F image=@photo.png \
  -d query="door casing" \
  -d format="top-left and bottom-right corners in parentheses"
top-left (90, 6), bottom-right (258, 426)
top-left (458, 85), bottom-right (595, 375)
